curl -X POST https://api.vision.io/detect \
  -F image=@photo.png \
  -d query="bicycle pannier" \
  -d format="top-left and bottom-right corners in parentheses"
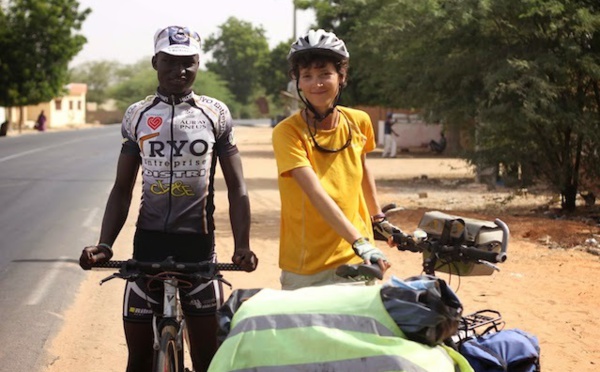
top-left (459, 328), bottom-right (541, 372)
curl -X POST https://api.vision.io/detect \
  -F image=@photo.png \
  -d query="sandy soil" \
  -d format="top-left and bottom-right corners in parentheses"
top-left (42, 126), bottom-right (600, 372)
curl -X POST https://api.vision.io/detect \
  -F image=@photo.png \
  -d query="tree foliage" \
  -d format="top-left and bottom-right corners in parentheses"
top-left (300, 0), bottom-right (600, 210)
top-left (109, 59), bottom-right (238, 115)
top-left (69, 60), bottom-right (129, 103)
top-left (0, 0), bottom-right (90, 106)
top-left (203, 17), bottom-right (270, 105)
top-left (260, 40), bottom-right (294, 102)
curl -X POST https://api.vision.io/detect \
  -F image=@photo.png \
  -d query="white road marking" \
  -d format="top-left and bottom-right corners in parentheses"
top-left (0, 139), bottom-right (82, 163)
top-left (82, 207), bottom-right (100, 228)
top-left (0, 131), bottom-right (115, 164)
top-left (26, 256), bottom-right (70, 306)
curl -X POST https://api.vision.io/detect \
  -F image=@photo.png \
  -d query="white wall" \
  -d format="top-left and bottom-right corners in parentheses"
top-left (50, 95), bottom-right (86, 127)
top-left (377, 112), bottom-right (442, 149)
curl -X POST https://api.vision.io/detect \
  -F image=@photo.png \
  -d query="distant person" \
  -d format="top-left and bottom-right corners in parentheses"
top-left (430, 131), bottom-right (447, 154)
top-left (35, 110), bottom-right (46, 131)
top-left (0, 120), bottom-right (8, 136)
top-left (78, 25), bottom-right (258, 372)
top-left (381, 112), bottom-right (399, 158)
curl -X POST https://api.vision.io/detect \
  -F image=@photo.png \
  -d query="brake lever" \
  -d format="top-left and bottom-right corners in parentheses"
top-left (476, 260), bottom-right (500, 272)
top-left (99, 272), bottom-right (137, 285)
top-left (215, 274), bottom-right (233, 289)
top-left (99, 273), bottom-right (119, 285)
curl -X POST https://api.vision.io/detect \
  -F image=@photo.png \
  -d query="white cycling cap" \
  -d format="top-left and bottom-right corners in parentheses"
top-left (154, 26), bottom-right (201, 56)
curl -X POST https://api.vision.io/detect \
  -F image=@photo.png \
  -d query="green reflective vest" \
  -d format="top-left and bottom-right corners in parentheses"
top-left (209, 284), bottom-right (473, 372)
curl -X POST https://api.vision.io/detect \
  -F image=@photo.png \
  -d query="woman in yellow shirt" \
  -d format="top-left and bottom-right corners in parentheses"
top-left (272, 29), bottom-right (404, 290)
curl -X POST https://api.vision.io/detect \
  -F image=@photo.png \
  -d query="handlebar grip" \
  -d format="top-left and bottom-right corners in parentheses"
top-left (358, 263), bottom-right (384, 280)
top-left (216, 263), bottom-right (245, 271)
top-left (335, 263), bottom-right (383, 280)
top-left (460, 246), bottom-right (507, 263)
top-left (91, 260), bottom-right (125, 269)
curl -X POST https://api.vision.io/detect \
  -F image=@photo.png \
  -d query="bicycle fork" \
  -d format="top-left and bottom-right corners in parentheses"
top-left (152, 278), bottom-right (183, 351)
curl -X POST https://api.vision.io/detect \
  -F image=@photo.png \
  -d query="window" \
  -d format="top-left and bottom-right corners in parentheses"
top-left (69, 101), bottom-right (73, 110)
top-left (55, 99), bottom-right (62, 110)
top-left (77, 101), bottom-right (82, 110)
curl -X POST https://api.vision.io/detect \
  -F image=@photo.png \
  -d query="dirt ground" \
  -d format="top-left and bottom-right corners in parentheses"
top-left (42, 126), bottom-right (599, 372)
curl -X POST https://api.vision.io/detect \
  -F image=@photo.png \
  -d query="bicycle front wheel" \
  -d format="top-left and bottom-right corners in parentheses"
top-left (153, 324), bottom-right (182, 372)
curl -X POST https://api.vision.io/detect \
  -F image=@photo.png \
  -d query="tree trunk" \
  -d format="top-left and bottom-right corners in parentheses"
top-left (561, 184), bottom-right (577, 211)
top-left (18, 106), bottom-right (24, 134)
top-left (6, 107), bottom-right (14, 132)
top-left (561, 134), bottom-right (584, 211)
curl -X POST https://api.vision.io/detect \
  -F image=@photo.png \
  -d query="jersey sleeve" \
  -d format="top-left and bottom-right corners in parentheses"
top-left (196, 95), bottom-right (239, 158)
top-left (272, 118), bottom-right (311, 177)
top-left (214, 100), bottom-right (239, 158)
top-left (120, 101), bottom-right (143, 155)
top-left (359, 111), bottom-right (376, 154)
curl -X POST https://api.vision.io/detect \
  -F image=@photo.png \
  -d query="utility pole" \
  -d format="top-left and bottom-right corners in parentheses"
top-left (293, 2), bottom-right (297, 39)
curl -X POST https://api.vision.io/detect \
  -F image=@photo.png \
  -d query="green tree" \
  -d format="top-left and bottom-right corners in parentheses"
top-left (262, 41), bottom-right (292, 98)
top-left (0, 0), bottom-right (90, 130)
top-left (261, 40), bottom-right (294, 107)
top-left (301, 0), bottom-right (600, 211)
top-left (473, 0), bottom-right (600, 210)
top-left (203, 17), bottom-right (270, 104)
top-left (69, 60), bottom-right (128, 104)
top-left (109, 59), bottom-right (238, 115)
top-left (108, 60), bottom-right (156, 111)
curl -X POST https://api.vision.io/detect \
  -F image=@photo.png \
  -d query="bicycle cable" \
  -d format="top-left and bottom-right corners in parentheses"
top-left (146, 272), bottom-right (195, 291)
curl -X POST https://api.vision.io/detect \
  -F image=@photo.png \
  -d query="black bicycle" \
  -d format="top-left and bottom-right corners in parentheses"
top-left (391, 211), bottom-right (509, 346)
top-left (337, 210), bottom-right (509, 347)
top-left (92, 257), bottom-right (244, 372)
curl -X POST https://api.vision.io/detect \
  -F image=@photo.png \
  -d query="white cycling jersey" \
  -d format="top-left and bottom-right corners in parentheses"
top-left (121, 91), bottom-right (238, 234)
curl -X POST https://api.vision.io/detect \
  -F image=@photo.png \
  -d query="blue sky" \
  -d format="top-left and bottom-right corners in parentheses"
top-left (71, 0), bottom-right (316, 67)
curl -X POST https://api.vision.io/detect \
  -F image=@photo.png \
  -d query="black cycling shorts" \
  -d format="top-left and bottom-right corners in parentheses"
top-left (122, 229), bottom-right (224, 322)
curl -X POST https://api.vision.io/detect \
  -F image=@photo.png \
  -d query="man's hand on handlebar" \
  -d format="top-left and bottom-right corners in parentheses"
top-left (79, 244), bottom-right (114, 270)
top-left (232, 248), bottom-right (259, 272)
top-left (352, 237), bottom-right (391, 273)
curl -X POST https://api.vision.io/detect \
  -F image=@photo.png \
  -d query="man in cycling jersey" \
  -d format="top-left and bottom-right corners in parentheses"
top-left (79, 25), bottom-right (258, 372)
top-left (272, 29), bottom-right (405, 290)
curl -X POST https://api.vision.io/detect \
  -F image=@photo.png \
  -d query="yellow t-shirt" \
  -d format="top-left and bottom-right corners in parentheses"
top-left (272, 106), bottom-right (376, 275)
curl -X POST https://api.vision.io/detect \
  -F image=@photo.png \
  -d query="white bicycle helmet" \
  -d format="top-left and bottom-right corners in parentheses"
top-left (287, 29), bottom-right (349, 61)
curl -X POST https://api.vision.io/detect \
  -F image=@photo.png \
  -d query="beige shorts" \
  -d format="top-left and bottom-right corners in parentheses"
top-left (280, 268), bottom-right (373, 290)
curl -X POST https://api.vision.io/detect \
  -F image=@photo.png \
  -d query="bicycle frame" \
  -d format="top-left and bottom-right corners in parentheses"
top-left (151, 277), bottom-right (184, 352)
top-left (92, 258), bottom-right (244, 372)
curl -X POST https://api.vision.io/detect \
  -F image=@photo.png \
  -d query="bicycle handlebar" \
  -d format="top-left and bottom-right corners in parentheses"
top-left (91, 256), bottom-right (245, 287)
top-left (392, 217), bottom-right (509, 267)
top-left (494, 218), bottom-right (510, 256)
top-left (91, 258), bottom-right (244, 273)
top-left (393, 235), bottom-right (507, 263)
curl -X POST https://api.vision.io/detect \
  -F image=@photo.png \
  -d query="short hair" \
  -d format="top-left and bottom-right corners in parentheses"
top-left (288, 52), bottom-right (349, 87)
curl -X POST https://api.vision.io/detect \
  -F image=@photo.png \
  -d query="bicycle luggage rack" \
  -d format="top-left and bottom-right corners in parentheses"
top-left (454, 309), bottom-right (505, 345)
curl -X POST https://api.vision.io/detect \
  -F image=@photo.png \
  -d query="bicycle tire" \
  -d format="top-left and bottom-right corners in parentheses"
top-left (153, 324), bottom-right (182, 372)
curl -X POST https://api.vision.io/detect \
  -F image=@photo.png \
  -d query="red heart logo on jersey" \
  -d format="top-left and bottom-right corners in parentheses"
top-left (147, 117), bottom-right (163, 130)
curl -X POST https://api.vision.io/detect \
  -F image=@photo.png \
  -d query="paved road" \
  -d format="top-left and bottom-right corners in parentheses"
top-left (0, 126), bottom-right (121, 371)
